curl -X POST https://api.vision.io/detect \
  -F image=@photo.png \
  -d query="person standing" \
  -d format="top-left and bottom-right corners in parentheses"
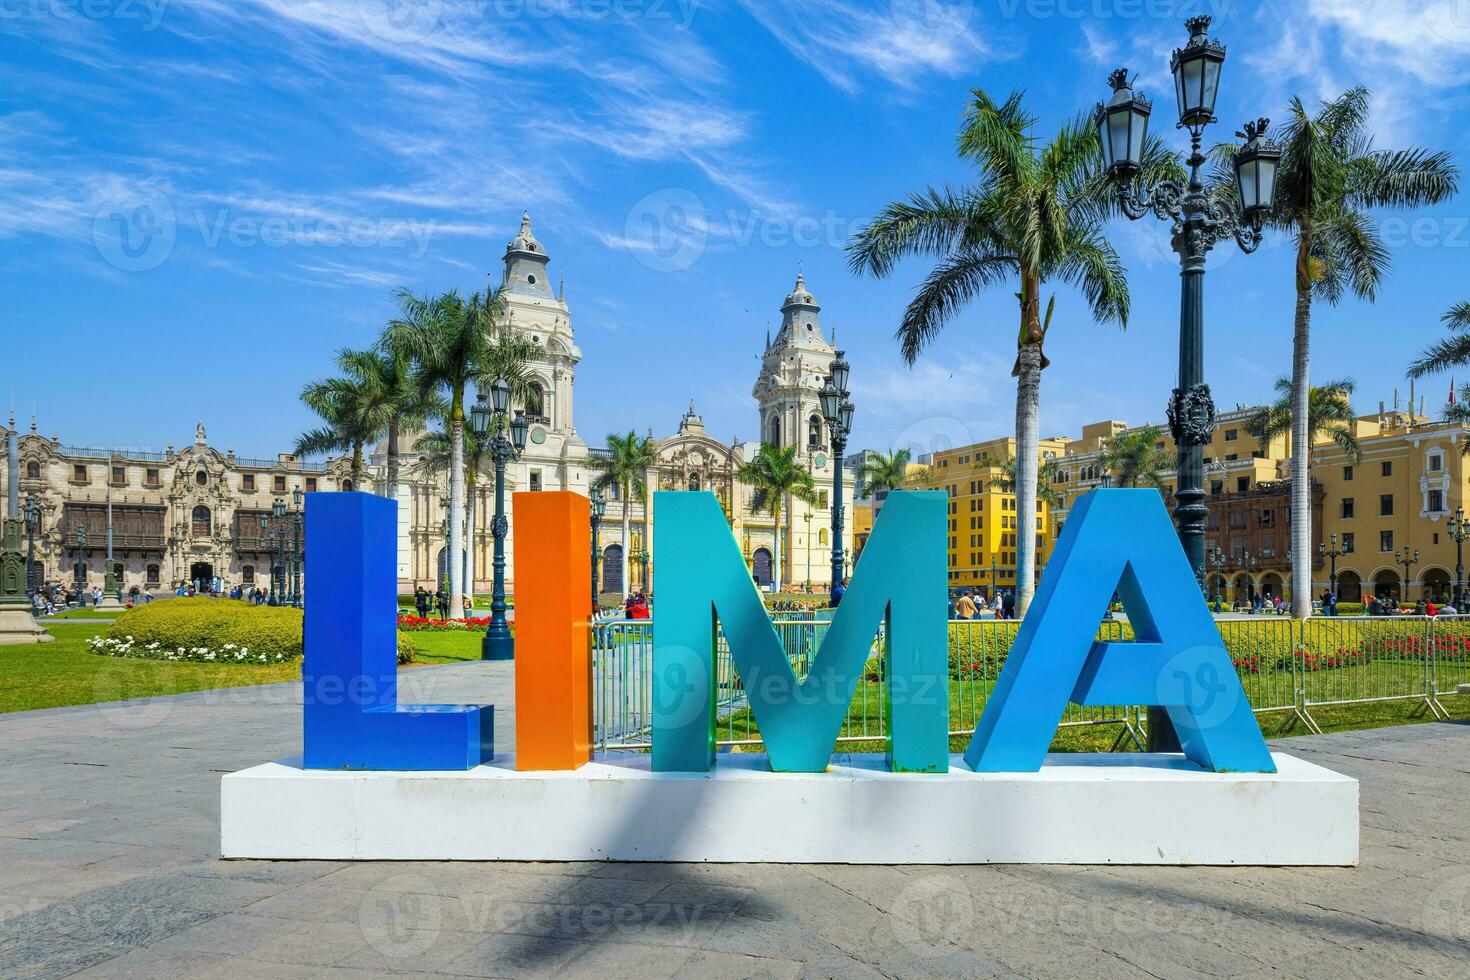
top-left (955, 591), bottom-right (977, 620)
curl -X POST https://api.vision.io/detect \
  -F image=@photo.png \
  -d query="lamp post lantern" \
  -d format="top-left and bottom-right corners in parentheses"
top-left (74, 522), bottom-right (87, 600)
top-left (1207, 546), bottom-right (1227, 603)
top-left (290, 487), bottom-right (305, 608)
top-left (590, 486), bottom-right (606, 615)
top-left (23, 492), bottom-right (39, 593)
top-left (1320, 535), bottom-right (1344, 605)
top-left (1448, 508), bottom-right (1469, 608)
top-left (1394, 547), bottom-right (1419, 604)
top-left (1095, 14), bottom-right (1280, 753)
top-left (820, 352), bottom-right (853, 606)
top-left (472, 384), bottom-right (527, 660)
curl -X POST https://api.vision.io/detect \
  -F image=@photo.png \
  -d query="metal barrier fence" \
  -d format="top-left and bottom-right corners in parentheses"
top-left (591, 615), bottom-right (1470, 752)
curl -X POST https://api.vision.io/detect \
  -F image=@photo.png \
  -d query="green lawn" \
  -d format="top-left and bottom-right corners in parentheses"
top-left (403, 630), bottom-right (486, 664)
top-left (0, 624), bottom-right (299, 714)
top-left (42, 607), bottom-right (127, 620)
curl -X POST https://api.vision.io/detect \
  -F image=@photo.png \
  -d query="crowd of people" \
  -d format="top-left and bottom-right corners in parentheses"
top-left (948, 589), bottom-right (1016, 620)
top-left (412, 586), bottom-right (453, 619)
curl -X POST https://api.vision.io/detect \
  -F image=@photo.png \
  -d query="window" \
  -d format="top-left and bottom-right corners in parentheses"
top-left (766, 414), bottom-right (781, 447)
top-left (1341, 532), bottom-right (1354, 554)
top-left (1225, 453), bottom-right (1238, 461)
top-left (26, 461), bottom-right (39, 478)
top-left (1210, 480), bottom-right (1224, 495)
top-left (1379, 494), bottom-right (1393, 516)
top-left (1381, 461), bottom-right (1392, 477)
top-left (73, 464), bottom-right (87, 482)
top-left (807, 414), bottom-right (823, 448)
top-left (306, 478), bottom-right (317, 492)
top-left (273, 475), bottom-right (286, 492)
top-left (242, 565), bottom-right (255, 584)
top-left (242, 474), bottom-right (255, 491)
top-left (195, 470), bottom-right (208, 487)
top-left (529, 470), bottom-right (542, 492)
top-left (1343, 465), bottom-right (1354, 481)
top-left (1380, 530), bottom-right (1393, 552)
top-left (818, 490), bottom-right (829, 509)
top-left (191, 505), bottom-right (212, 537)
top-left (1229, 512), bottom-right (1247, 529)
top-left (1236, 477), bottom-right (1249, 492)
top-left (145, 468), bottom-right (159, 487)
top-left (1224, 429), bottom-right (1238, 441)
top-left (1429, 489), bottom-right (1446, 512)
top-left (1259, 509), bottom-right (1274, 526)
top-left (527, 382), bottom-right (546, 419)
top-left (342, 479), bottom-right (354, 491)
top-left (1340, 498), bottom-right (1355, 519)
top-left (111, 466), bottom-right (125, 485)
top-left (688, 475), bottom-right (701, 491)
top-left (818, 528), bottom-right (829, 546)
top-left (146, 564), bottom-right (160, 586)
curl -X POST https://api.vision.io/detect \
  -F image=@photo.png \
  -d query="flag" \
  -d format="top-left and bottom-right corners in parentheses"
top-left (1452, 379), bottom-right (1457, 406)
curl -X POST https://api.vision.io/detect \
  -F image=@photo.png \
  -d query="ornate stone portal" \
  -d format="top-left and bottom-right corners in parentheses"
top-left (0, 517), bottom-right (51, 645)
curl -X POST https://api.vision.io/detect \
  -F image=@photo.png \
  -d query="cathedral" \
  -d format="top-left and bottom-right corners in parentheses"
top-left (1, 215), bottom-right (854, 599)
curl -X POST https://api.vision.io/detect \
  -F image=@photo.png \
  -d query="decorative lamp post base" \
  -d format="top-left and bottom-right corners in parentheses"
top-left (482, 631), bottom-right (514, 661)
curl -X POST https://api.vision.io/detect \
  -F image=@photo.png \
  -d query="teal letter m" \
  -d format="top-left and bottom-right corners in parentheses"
top-left (651, 489), bottom-right (949, 773)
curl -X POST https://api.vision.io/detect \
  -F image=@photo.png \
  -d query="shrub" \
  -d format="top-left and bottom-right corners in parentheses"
top-left (103, 597), bottom-right (302, 662)
top-left (397, 634), bottom-right (418, 665)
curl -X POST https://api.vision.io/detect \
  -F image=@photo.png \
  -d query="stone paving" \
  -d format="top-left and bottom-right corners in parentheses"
top-left (2, 661), bottom-right (1469, 978)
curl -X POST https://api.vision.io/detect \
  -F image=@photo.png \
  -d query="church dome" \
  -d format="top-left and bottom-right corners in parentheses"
top-left (781, 272), bottom-right (819, 311)
top-left (506, 211), bottom-right (544, 256)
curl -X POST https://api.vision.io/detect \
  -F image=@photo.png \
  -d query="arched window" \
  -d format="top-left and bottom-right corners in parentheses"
top-left (526, 382), bottom-right (546, 419)
top-left (191, 505), bottom-right (211, 537)
top-left (808, 414), bottom-right (823, 448)
top-left (195, 470), bottom-right (208, 486)
top-left (342, 479), bottom-right (354, 492)
top-left (25, 461), bottom-right (39, 478)
top-left (818, 528), bottom-right (830, 546)
top-left (767, 414), bottom-right (781, 447)
top-left (688, 475), bottom-right (701, 491)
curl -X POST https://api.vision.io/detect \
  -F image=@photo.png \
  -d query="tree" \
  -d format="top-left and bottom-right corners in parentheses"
top-left (297, 368), bottom-right (378, 484)
top-left (1408, 303), bottom-right (1470, 379)
top-left (1244, 378), bottom-right (1361, 462)
top-left (589, 431), bottom-right (657, 596)
top-left (1228, 88), bottom-right (1458, 616)
top-left (979, 454), bottom-right (1063, 507)
top-left (737, 443), bottom-right (818, 593)
top-left (848, 90), bottom-right (1173, 616)
top-left (386, 288), bottom-right (538, 619)
top-left (413, 425), bottom-right (492, 600)
top-left (355, 340), bottom-right (443, 503)
top-left (1097, 425), bottom-right (1169, 489)
top-left (855, 448), bottom-right (918, 498)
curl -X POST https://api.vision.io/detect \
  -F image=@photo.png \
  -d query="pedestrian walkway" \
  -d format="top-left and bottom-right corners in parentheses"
top-left (1, 663), bottom-right (1467, 977)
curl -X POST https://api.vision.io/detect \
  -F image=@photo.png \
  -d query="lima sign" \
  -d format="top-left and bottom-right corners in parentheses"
top-left (299, 488), bottom-right (1273, 776)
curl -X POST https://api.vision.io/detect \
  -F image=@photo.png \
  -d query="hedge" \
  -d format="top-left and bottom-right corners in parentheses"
top-left (104, 597), bottom-right (303, 662)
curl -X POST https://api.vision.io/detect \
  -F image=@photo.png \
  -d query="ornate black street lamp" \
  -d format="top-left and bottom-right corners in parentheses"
top-left (1320, 534), bottom-right (1344, 603)
top-left (636, 547), bottom-right (650, 594)
top-left (23, 492), bottom-right (39, 592)
top-left (819, 351), bottom-right (853, 606)
top-left (1447, 508), bottom-right (1469, 608)
top-left (1096, 14), bottom-right (1280, 753)
top-left (290, 487), bottom-right (305, 607)
top-left (1207, 545), bottom-right (1227, 600)
top-left (589, 486), bottom-right (606, 615)
top-left (74, 522), bottom-right (87, 600)
top-left (471, 379), bottom-right (528, 660)
top-left (1394, 547), bottom-right (1419, 604)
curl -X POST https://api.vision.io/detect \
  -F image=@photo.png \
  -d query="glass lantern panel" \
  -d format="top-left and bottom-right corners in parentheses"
top-left (1128, 109), bottom-right (1147, 165)
top-left (1237, 159), bottom-right (1258, 212)
top-left (1177, 58), bottom-right (1203, 118)
top-left (1201, 58), bottom-right (1222, 114)
top-left (1108, 109), bottom-right (1132, 167)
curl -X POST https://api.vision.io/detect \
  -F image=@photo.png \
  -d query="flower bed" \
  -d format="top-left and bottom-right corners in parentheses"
top-left (89, 634), bottom-right (293, 664)
top-left (99, 597), bottom-right (302, 663)
top-left (396, 615), bottom-right (495, 632)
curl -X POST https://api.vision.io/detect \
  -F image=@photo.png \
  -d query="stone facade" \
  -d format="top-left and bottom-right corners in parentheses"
top-left (2, 215), bottom-right (854, 597)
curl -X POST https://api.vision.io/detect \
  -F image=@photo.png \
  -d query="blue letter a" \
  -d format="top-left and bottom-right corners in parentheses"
top-left (652, 489), bottom-right (948, 773)
top-left (965, 489), bottom-right (1274, 773)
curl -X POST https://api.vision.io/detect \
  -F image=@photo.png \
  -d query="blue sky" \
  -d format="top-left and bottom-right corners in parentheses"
top-left (4, 0), bottom-right (1469, 460)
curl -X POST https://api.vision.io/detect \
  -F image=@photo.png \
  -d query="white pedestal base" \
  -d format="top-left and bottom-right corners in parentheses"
top-left (0, 606), bottom-right (53, 645)
top-left (222, 752), bottom-right (1357, 865)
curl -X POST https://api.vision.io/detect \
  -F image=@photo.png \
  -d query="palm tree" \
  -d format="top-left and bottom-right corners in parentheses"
top-left (589, 431), bottom-right (657, 596)
top-left (355, 340), bottom-right (443, 502)
top-left (1245, 378), bottom-right (1362, 463)
top-left (297, 369), bottom-right (378, 484)
top-left (1408, 303), bottom-right (1470, 379)
top-left (979, 454), bottom-right (1063, 508)
top-left (848, 90), bottom-right (1174, 616)
top-left (736, 443), bottom-right (819, 593)
top-left (855, 448), bottom-right (917, 499)
top-left (1228, 87), bottom-right (1458, 616)
top-left (1097, 425), bottom-right (1169, 489)
top-left (386, 288), bottom-right (538, 619)
top-left (413, 425), bottom-right (493, 602)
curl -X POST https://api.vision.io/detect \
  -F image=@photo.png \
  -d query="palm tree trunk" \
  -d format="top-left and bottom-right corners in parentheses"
top-left (1289, 245), bottom-right (1314, 618)
top-left (386, 419), bottom-right (400, 500)
top-left (1014, 342), bottom-right (1042, 618)
top-left (773, 499), bottom-right (784, 593)
top-left (464, 478), bottom-right (476, 610)
top-left (620, 482), bottom-right (631, 597)
top-left (352, 442), bottom-right (364, 484)
top-left (448, 398), bottom-right (466, 620)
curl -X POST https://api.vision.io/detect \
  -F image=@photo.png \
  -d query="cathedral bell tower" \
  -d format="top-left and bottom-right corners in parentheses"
top-left (752, 272), bottom-right (837, 464)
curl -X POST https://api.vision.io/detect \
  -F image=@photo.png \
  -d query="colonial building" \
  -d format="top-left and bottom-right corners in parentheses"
top-left (2, 216), bottom-right (854, 598)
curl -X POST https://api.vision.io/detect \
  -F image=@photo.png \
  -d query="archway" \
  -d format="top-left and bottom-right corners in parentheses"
top-left (1336, 570), bottom-right (1362, 603)
top-left (1422, 567), bottom-right (1452, 603)
top-left (1230, 572), bottom-right (1252, 604)
top-left (602, 544), bottom-right (624, 595)
top-left (189, 562), bottom-right (214, 592)
top-left (1260, 572), bottom-right (1283, 601)
top-left (1373, 569), bottom-right (1400, 600)
top-left (751, 547), bottom-right (773, 589)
